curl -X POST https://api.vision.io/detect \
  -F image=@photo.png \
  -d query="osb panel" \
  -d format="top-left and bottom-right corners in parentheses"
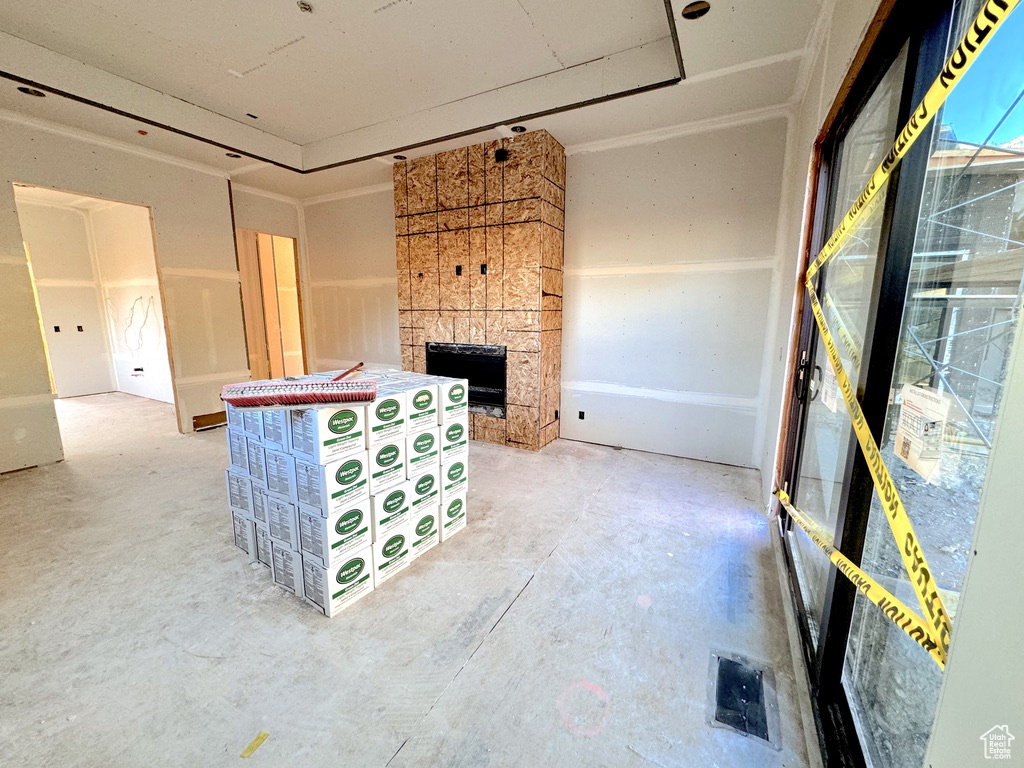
top-left (407, 156), bottom-right (437, 214)
top-left (396, 235), bottom-right (410, 272)
top-left (413, 345), bottom-right (427, 373)
top-left (539, 422), bottom-right (559, 449)
top-left (399, 326), bottom-right (412, 346)
top-left (409, 212), bottom-right (438, 234)
top-left (411, 271), bottom-right (440, 310)
top-left (395, 216), bottom-right (409, 235)
top-left (484, 140), bottom-right (503, 204)
top-left (439, 230), bottom-right (470, 275)
top-left (393, 162), bottom-right (408, 217)
top-left (540, 201), bottom-right (564, 231)
top-left (504, 198), bottom-right (540, 224)
top-left (502, 310), bottom-right (541, 333)
top-left (469, 313), bottom-right (486, 344)
top-left (467, 413), bottom-right (476, 441)
top-left (542, 132), bottom-right (566, 188)
top-left (541, 385), bottom-right (560, 426)
top-left (507, 404), bottom-right (539, 445)
top-left (475, 414), bottom-right (507, 445)
top-left (503, 268), bottom-right (541, 311)
top-left (410, 310), bottom-right (440, 330)
top-left (502, 133), bottom-right (543, 200)
top-left (409, 234), bottom-right (439, 274)
top-left (541, 329), bottom-right (562, 390)
top-left (452, 311), bottom-right (471, 344)
top-left (541, 267), bottom-right (563, 298)
top-left (440, 274), bottom-right (470, 311)
top-left (485, 203), bottom-right (504, 226)
top-left (541, 179), bottom-right (565, 210)
top-left (541, 224), bottom-right (563, 270)
top-left (469, 206), bottom-right (485, 228)
top-left (469, 143), bottom-right (486, 207)
top-left (506, 351), bottom-right (540, 407)
top-left (470, 228), bottom-right (487, 311)
top-left (542, 294), bottom-right (562, 311)
top-left (437, 148), bottom-right (469, 210)
top-left (439, 208), bottom-right (469, 231)
top-left (412, 326), bottom-right (427, 348)
top-left (485, 226), bottom-right (504, 311)
top-left (487, 313), bottom-right (540, 352)
top-left (398, 271), bottom-right (411, 308)
top-left (541, 309), bottom-right (561, 331)
top-left (425, 312), bottom-right (454, 343)
top-left (503, 222), bottom-right (541, 271)
top-left (399, 310), bottom-right (413, 328)
top-left (401, 344), bottom-right (414, 371)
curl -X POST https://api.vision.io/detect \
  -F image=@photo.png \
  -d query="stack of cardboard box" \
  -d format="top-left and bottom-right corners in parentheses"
top-left (224, 371), bottom-right (469, 617)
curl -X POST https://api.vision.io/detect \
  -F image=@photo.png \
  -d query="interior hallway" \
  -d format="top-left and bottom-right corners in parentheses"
top-left (0, 394), bottom-right (814, 766)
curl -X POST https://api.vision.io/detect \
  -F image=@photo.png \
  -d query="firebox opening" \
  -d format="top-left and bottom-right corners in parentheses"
top-left (425, 342), bottom-right (507, 418)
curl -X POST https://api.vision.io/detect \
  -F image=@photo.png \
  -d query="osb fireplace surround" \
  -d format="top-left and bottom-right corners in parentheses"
top-left (393, 129), bottom-right (565, 450)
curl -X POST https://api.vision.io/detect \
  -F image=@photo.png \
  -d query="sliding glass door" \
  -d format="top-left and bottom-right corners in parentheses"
top-left (779, 2), bottom-right (1024, 765)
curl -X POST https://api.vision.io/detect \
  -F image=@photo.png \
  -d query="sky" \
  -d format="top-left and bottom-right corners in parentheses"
top-left (940, 4), bottom-right (1024, 147)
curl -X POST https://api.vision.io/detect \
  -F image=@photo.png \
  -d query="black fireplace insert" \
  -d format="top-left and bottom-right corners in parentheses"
top-left (425, 342), bottom-right (507, 418)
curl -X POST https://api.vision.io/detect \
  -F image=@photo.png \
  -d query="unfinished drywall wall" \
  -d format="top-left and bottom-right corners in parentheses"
top-left (757, 0), bottom-right (884, 501)
top-left (230, 187), bottom-right (300, 239)
top-left (303, 189), bottom-right (400, 370)
top-left (91, 203), bottom-right (174, 404)
top-left (561, 118), bottom-right (788, 468)
top-left (0, 114), bottom-right (246, 458)
top-left (14, 201), bottom-right (115, 399)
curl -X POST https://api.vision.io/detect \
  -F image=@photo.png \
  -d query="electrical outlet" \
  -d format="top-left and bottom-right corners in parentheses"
top-left (578, 411), bottom-right (585, 420)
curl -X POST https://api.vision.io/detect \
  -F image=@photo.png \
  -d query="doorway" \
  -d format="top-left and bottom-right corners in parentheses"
top-left (235, 229), bottom-right (306, 381)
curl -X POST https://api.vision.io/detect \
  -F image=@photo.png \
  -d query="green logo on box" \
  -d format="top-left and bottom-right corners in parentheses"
top-left (447, 462), bottom-right (465, 482)
top-left (415, 474), bottom-right (435, 495)
top-left (376, 445), bottom-right (400, 467)
top-left (336, 459), bottom-right (363, 486)
top-left (447, 498), bottom-right (464, 518)
top-left (382, 534), bottom-right (406, 558)
top-left (413, 432), bottom-right (435, 454)
top-left (328, 410), bottom-right (357, 434)
top-left (335, 509), bottom-right (363, 535)
top-left (413, 390), bottom-right (433, 410)
top-left (416, 515), bottom-right (435, 536)
top-left (446, 423), bottom-right (464, 442)
top-left (336, 557), bottom-right (365, 584)
top-left (383, 490), bottom-right (407, 513)
top-left (449, 384), bottom-right (466, 403)
top-left (376, 399), bottom-right (401, 421)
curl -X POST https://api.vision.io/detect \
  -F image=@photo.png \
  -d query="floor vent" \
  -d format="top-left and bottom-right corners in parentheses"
top-left (707, 652), bottom-right (780, 748)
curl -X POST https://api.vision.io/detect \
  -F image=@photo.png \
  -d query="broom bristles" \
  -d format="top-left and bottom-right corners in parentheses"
top-left (221, 378), bottom-right (377, 409)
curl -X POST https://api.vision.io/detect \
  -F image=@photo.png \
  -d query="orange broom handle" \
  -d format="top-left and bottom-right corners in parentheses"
top-left (331, 362), bottom-right (364, 381)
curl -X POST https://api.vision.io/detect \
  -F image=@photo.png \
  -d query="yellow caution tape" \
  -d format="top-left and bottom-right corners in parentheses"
top-left (776, 490), bottom-right (946, 668)
top-left (806, 0), bottom-right (1020, 281)
top-left (806, 280), bottom-right (952, 656)
top-left (241, 731), bottom-right (270, 758)
top-left (823, 292), bottom-right (863, 375)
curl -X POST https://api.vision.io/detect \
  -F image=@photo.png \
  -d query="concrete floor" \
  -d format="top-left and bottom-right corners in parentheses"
top-left (0, 393), bottom-right (817, 767)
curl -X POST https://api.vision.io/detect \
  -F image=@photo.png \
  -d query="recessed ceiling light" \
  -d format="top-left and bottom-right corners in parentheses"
top-left (17, 86), bottom-right (46, 97)
top-left (226, 153), bottom-right (243, 158)
top-left (681, 1), bottom-right (711, 20)
top-left (393, 155), bottom-right (407, 161)
top-left (511, 125), bottom-right (527, 133)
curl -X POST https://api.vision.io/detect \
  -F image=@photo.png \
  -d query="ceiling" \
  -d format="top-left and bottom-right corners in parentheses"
top-left (0, 0), bottom-right (823, 199)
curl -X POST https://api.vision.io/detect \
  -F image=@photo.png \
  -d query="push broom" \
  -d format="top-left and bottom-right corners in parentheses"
top-left (220, 362), bottom-right (377, 408)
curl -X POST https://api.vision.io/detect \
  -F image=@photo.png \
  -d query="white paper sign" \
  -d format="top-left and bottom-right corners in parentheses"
top-left (894, 384), bottom-right (950, 483)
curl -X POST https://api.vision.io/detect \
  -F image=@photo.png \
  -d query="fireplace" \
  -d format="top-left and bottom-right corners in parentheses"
top-left (426, 342), bottom-right (507, 418)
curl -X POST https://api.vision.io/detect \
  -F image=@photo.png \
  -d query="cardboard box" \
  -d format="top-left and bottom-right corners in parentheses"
top-left (406, 426), bottom-right (441, 473)
top-left (372, 525), bottom-right (411, 587)
top-left (406, 383), bottom-right (439, 433)
top-left (440, 492), bottom-right (467, 542)
top-left (226, 428), bottom-right (249, 475)
top-left (252, 522), bottom-right (272, 569)
top-left (242, 409), bottom-right (263, 441)
top-left (369, 440), bottom-right (406, 494)
top-left (267, 496), bottom-right (299, 549)
top-left (225, 402), bottom-right (245, 431)
top-left (436, 377), bottom-right (469, 423)
top-left (225, 469), bottom-right (254, 516)
top-left (295, 452), bottom-right (370, 516)
top-left (370, 481), bottom-right (412, 541)
top-left (440, 416), bottom-right (469, 462)
top-left (289, 405), bottom-right (367, 464)
top-left (231, 510), bottom-right (253, 556)
top-left (441, 457), bottom-right (469, 501)
top-left (408, 465), bottom-right (441, 513)
top-left (252, 488), bottom-right (269, 526)
top-left (261, 409), bottom-right (289, 452)
top-left (366, 389), bottom-right (407, 446)
top-left (246, 438), bottom-right (267, 488)
top-left (409, 507), bottom-right (440, 561)
top-left (298, 499), bottom-right (372, 568)
top-left (264, 449), bottom-right (297, 502)
top-left (271, 541), bottom-right (303, 596)
top-left (302, 546), bottom-right (374, 617)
